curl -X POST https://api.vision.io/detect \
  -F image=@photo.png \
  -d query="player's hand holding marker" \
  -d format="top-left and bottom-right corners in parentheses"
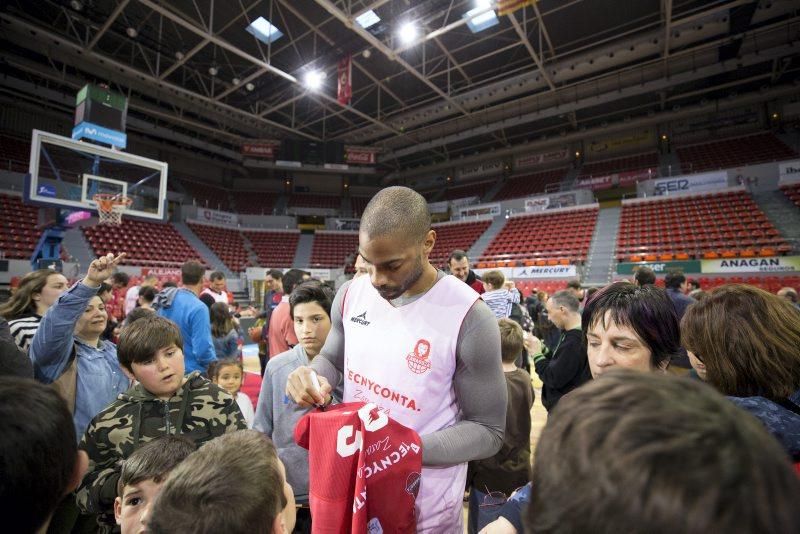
top-left (286, 366), bottom-right (333, 408)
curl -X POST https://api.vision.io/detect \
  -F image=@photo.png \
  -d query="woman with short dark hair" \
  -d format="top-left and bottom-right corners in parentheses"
top-left (681, 284), bottom-right (800, 460)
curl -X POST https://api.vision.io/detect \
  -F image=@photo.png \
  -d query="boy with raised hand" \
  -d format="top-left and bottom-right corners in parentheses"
top-left (114, 436), bottom-right (196, 534)
top-left (76, 314), bottom-right (247, 530)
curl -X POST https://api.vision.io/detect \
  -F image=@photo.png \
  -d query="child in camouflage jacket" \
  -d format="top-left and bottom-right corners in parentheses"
top-left (76, 315), bottom-right (246, 529)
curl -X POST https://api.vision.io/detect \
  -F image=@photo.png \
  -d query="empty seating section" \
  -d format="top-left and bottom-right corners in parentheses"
top-left (442, 180), bottom-right (494, 201)
top-left (494, 168), bottom-right (567, 200)
top-left (231, 190), bottom-right (279, 214)
top-left (0, 194), bottom-right (40, 259)
top-left (310, 232), bottom-right (359, 268)
top-left (83, 220), bottom-right (203, 267)
top-left (781, 182), bottom-right (800, 208)
top-left (514, 279), bottom-right (568, 298)
top-left (579, 152), bottom-right (658, 177)
top-left (243, 230), bottom-right (299, 267)
top-left (429, 220), bottom-right (492, 268)
top-left (0, 134), bottom-right (31, 173)
top-left (288, 194), bottom-right (340, 210)
top-left (616, 190), bottom-right (788, 261)
top-left (181, 180), bottom-right (231, 211)
top-left (677, 133), bottom-right (797, 173)
top-left (481, 208), bottom-right (598, 265)
top-left (188, 222), bottom-right (248, 272)
top-left (350, 196), bottom-right (372, 215)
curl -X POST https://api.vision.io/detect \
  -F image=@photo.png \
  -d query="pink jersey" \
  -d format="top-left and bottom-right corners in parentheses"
top-left (295, 402), bottom-right (422, 534)
top-left (342, 274), bottom-right (478, 532)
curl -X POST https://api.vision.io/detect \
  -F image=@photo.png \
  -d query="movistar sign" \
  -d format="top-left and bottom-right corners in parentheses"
top-left (72, 121), bottom-right (127, 149)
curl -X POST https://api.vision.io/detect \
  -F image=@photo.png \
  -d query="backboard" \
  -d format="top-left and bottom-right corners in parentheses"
top-left (25, 129), bottom-right (168, 221)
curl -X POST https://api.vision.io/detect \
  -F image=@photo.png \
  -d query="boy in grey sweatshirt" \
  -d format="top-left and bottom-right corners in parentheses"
top-left (254, 281), bottom-right (340, 505)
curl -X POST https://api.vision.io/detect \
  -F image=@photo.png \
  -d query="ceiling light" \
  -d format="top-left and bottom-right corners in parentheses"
top-left (246, 17), bottom-right (283, 45)
top-left (126, 27), bottom-right (138, 38)
top-left (355, 10), bottom-right (381, 29)
top-left (232, 77), bottom-right (241, 85)
top-left (246, 82), bottom-right (255, 91)
top-left (304, 70), bottom-right (325, 90)
top-left (70, 0), bottom-right (83, 10)
top-left (175, 51), bottom-right (184, 60)
top-left (464, 0), bottom-right (498, 33)
top-left (398, 22), bottom-right (418, 45)
top-left (362, 49), bottom-right (371, 59)
top-left (208, 66), bottom-right (218, 76)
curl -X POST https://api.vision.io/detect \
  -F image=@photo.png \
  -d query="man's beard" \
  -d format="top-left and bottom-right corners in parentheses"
top-left (375, 255), bottom-right (425, 301)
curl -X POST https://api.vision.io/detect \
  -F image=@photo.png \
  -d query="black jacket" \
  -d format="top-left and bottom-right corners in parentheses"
top-left (534, 328), bottom-right (591, 411)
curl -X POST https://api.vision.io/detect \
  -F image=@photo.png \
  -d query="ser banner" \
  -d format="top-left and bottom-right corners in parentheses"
top-left (653, 171), bottom-right (728, 195)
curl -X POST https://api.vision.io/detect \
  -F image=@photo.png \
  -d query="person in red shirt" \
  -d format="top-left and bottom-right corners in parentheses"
top-left (268, 269), bottom-right (307, 358)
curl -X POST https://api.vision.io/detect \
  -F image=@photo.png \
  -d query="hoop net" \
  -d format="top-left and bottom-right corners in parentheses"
top-left (93, 193), bottom-right (132, 225)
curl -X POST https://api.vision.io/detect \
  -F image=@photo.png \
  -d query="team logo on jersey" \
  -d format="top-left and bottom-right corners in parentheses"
top-left (350, 311), bottom-right (370, 326)
top-left (405, 339), bottom-right (432, 374)
top-left (405, 472), bottom-right (421, 499)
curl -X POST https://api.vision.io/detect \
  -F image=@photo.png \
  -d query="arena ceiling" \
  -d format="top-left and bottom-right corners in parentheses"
top-left (0, 0), bottom-right (798, 175)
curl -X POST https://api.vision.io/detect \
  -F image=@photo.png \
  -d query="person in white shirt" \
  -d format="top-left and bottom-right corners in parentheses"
top-left (124, 275), bottom-right (158, 316)
top-left (201, 271), bottom-right (230, 305)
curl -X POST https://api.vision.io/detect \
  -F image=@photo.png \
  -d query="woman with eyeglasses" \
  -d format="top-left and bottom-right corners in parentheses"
top-left (681, 284), bottom-right (800, 462)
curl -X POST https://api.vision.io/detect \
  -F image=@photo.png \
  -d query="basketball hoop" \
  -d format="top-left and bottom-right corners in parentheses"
top-left (93, 193), bottom-right (132, 225)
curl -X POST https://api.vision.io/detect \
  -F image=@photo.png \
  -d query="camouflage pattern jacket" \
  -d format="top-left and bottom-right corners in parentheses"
top-left (76, 371), bottom-right (247, 528)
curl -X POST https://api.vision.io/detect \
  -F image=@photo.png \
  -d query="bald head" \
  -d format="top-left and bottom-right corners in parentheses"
top-left (361, 186), bottom-right (431, 245)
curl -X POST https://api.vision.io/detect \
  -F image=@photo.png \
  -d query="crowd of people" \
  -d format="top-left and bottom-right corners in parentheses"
top-left (2, 185), bottom-right (800, 534)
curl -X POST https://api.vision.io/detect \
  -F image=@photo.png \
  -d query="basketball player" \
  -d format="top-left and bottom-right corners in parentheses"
top-left (287, 186), bottom-right (506, 532)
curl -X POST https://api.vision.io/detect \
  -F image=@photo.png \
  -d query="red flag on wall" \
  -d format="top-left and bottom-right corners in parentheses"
top-left (337, 55), bottom-right (352, 105)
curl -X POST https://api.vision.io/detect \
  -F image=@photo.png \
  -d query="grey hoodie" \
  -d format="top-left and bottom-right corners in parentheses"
top-left (254, 344), bottom-right (341, 503)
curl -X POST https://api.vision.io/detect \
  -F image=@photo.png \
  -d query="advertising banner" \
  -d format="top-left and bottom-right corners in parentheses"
top-left (524, 196), bottom-right (550, 212)
top-left (617, 260), bottom-right (701, 275)
top-left (458, 161), bottom-right (503, 180)
top-left (242, 141), bottom-right (280, 158)
top-left (618, 168), bottom-right (655, 187)
top-left (72, 121), bottom-right (127, 149)
top-left (334, 219), bottom-right (360, 231)
top-left (512, 265), bottom-right (577, 278)
top-left (427, 201), bottom-right (449, 214)
top-left (198, 208), bottom-right (238, 226)
top-left (514, 149), bottom-right (568, 170)
top-left (701, 256), bottom-right (800, 274)
top-left (142, 267), bottom-right (182, 278)
top-left (588, 128), bottom-right (654, 155)
top-left (458, 203), bottom-right (501, 218)
top-left (307, 268), bottom-right (332, 280)
top-left (778, 159), bottom-right (800, 184)
top-left (576, 175), bottom-right (613, 191)
top-left (653, 171), bottom-right (728, 195)
top-left (449, 196), bottom-right (479, 208)
top-left (344, 146), bottom-right (378, 165)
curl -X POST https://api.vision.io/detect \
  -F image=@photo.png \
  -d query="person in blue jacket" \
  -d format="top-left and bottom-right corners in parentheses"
top-left (153, 260), bottom-right (217, 374)
top-left (30, 252), bottom-right (131, 440)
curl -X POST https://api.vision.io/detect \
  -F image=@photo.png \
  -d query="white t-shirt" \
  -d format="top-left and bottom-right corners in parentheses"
top-left (236, 391), bottom-right (255, 429)
top-left (124, 285), bottom-right (140, 316)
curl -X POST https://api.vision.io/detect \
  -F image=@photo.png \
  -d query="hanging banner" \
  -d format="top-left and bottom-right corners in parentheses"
top-left (337, 55), bottom-right (352, 105)
top-left (458, 203), bottom-right (501, 218)
top-left (588, 128), bottom-right (655, 155)
top-left (778, 160), bottom-right (800, 184)
top-left (617, 260), bottom-right (701, 275)
top-left (512, 265), bottom-right (577, 278)
top-left (449, 196), bottom-right (480, 208)
top-left (524, 196), bottom-right (550, 212)
top-left (618, 168), bottom-right (656, 186)
top-left (334, 219), bottom-right (360, 231)
top-left (514, 149), bottom-right (568, 170)
top-left (428, 201), bottom-right (449, 214)
top-left (197, 208), bottom-right (238, 227)
top-left (701, 256), bottom-right (800, 274)
top-left (242, 140), bottom-right (280, 158)
top-left (576, 175), bottom-right (613, 191)
top-left (458, 161), bottom-right (503, 180)
top-left (344, 146), bottom-right (377, 165)
top-left (653, 171), bottom-right (727, 195)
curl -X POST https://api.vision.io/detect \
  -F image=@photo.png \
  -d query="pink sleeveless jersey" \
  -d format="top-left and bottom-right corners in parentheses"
top-left (342, 274), bottom-right (478, 533)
